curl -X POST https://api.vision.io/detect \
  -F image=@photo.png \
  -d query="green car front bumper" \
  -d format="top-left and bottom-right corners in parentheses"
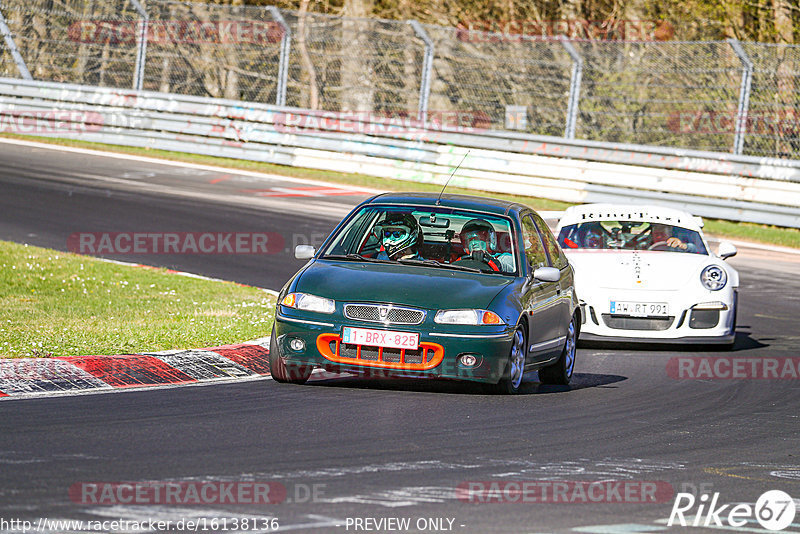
top-left (274, 308), bottom-right (517, 384)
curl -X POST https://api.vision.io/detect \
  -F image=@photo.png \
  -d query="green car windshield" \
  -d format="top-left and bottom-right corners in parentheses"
top-left (320, 206), bottom-right (519, 275)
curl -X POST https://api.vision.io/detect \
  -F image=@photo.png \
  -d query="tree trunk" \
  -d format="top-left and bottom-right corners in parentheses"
top-left (560, 0), bottom-right (582, 22)
top-left (159, 56), bottom-right (171, 93)
top-left (223, 49), bottom-right (240, 99)
top-left (297, 0), bottom-right (320, 109)
top-left (99, 40), bottom-right (110, 86)
top-left (773, 0), bottom-right (795, 156)
top-left (772, 0), bottom-right (794, 44)
top-left (340, 0), bottom-right (374, 112)
top-left (403, 37), bottom-right (418, 114)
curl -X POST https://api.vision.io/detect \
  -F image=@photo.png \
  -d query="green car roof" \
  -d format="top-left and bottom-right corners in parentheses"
top-left (364, 192), bottom-right (529, 217)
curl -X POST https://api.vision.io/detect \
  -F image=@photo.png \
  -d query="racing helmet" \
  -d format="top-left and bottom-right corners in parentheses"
top-left (579, 223), bottom-right (603, 249)
top-left (460, 219), bottom-right (497, 254)
top-left (375, 212), bottom-right (421, 258)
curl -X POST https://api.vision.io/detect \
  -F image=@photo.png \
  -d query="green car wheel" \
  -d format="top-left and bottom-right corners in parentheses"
top-left (539, 315), bottom-right (577, 385)
top-left (491, 325), bottom-right (527, 395)
top-left (269, 325), bottom-right (313, 384)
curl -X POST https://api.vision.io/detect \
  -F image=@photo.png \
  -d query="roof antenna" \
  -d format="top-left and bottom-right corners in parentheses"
top-left (435, 150), bottom-right (469, 206)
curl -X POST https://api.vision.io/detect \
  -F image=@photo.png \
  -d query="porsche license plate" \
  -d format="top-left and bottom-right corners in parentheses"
top-left (342, 327), bottom-right (419, 350)
top-left (610, 301), bottom-right (669, 317)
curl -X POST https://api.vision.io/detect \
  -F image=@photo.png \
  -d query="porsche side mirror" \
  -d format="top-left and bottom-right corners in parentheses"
top-left (295, 245), bottom-right (316, 260)
top-left (533, 266), bottom-right (560, 282)
top-left (717, 241), bottom-right (737, 259)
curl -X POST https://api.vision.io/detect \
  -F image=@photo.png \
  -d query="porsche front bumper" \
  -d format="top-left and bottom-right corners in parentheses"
top-left (577, 289), bottom-right (737, 345)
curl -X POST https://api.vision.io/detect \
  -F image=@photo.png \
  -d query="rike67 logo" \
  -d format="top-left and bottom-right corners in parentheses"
top-left (669, 490), bottom-right (796, 531)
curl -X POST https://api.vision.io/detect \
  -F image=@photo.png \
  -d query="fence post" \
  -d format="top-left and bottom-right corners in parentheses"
top-left (408, 20), bottom-right (433, 123)
top-left (0, 4), bottom-right (32, 80)
top-left (728, 38), bottom-right (753, 155)
top-left (129, 0), bottom-right (148, 91)
top-left (268, 6), bottom-right (290, 107)
top-left (559, 36), bottom-right (582, 139)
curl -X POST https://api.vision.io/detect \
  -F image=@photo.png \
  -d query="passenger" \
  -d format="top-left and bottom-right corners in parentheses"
top-left (578, 222), bottom-right (604, 249)
top-left (374, 213), bottom-right (423, 261)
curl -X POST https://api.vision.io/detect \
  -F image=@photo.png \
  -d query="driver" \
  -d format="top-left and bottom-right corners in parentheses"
top-left (456, 219), bottom-right (514, 272)
top-left (650, 223), bottom-right (692, 251)
top-left (373, 213), bottom-right (423, 260)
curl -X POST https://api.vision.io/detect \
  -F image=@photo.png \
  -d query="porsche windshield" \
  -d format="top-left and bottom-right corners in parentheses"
top-left (321, 206), bottom-right (518, 274)
top-left (557, 221), bottom-right (707, 254)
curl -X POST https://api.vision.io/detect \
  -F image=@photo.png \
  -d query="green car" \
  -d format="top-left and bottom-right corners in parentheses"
top-left (270, 192), bottom-right (579, 394)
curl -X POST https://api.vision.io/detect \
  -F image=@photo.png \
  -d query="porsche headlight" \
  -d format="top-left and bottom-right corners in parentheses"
top-left (281, 292), bottom-right (336, 314)
top-left (434, 309), bottom-right (504, 325)
top-left (700, 265), bottom-right (727, 291)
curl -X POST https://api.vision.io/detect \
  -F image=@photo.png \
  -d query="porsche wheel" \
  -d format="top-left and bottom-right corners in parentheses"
top-left (491, 325), bottom-right (527, 395)
top-left (269, 325), bottom-right (313, 384)
top-left (539, 315), bottom-right (577, 385)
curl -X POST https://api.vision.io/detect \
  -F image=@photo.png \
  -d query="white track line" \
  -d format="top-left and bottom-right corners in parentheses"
top-left (0, 137), bottom-right (386, 194)
top-left (95, 257), bottom-right (279, 295)
top-left (8, 136), bottom-right (796, 255)
top-left (0, 373), bottom-right (273, 402)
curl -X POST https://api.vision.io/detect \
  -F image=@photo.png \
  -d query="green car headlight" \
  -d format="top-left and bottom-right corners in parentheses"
top-left (281, 292), bottom-right (336, 314)
top-left (434, 309), bottom-right (504, 325)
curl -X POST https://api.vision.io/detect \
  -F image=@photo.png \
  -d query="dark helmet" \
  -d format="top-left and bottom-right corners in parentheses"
top-left (375, 212), bottom-right (421, 258)
top-left (460, 219), bottom-right (497, 254)
top-left (579, 223), bottom-right (603, 249)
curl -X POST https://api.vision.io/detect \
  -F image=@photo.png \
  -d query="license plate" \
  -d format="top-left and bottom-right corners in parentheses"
top-left (610, 300), bottom-right (669, 317)
top-left (342, 327), bottom-right (419, 350)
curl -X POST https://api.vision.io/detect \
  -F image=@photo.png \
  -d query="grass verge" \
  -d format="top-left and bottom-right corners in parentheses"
top-left (0, 240), bottom-right (275, 358)
top-left (2, 132), bottom-right (799, 248)
top-left (701, 218), bottom-right (800, 248)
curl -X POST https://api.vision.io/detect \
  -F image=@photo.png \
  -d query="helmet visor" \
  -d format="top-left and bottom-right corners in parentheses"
top-left (381, 225), bottom-right (410, 246)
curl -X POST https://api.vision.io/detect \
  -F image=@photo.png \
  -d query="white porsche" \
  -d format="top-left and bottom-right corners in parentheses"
top-left (555, 204), bottom-right (739, 346)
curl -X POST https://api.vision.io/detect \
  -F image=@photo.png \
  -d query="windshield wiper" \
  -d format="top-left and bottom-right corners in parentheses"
top-left (323, 254), bottom-right (394, 264)
top-left (396, 258), bottom-right (482, 273)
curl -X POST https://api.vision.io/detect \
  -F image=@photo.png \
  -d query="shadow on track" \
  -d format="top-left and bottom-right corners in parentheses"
top-left (578, 328), bottom-right (767, 353)
top-left (301, 372), bottom-right (627, 396)
top-left (726, 328), bottom-right (770, 351)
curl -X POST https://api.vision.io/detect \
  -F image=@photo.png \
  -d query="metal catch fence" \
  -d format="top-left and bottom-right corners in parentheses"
top-left (0, 0), bottom-right (799, 160)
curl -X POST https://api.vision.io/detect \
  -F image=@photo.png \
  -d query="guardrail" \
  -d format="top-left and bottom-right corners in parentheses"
top-left (1, 76), bottom-right (800, 228)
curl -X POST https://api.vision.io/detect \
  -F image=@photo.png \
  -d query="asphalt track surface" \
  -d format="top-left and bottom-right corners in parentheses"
top-left (1, 139), bottom-right (799, 533)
